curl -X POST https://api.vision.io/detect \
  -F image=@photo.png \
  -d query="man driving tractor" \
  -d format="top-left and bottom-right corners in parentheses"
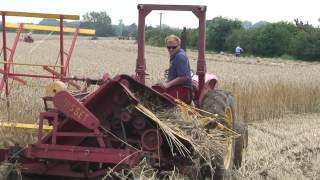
top-left (159, 34), bottom-right (192, 104)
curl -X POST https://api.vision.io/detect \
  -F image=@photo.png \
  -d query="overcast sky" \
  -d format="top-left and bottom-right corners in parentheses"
top-left (1, 0), bottom-right (319, 28)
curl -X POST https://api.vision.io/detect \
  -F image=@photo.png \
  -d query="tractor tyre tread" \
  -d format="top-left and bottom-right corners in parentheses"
top-left (201, 89), bottom-right (235, 180)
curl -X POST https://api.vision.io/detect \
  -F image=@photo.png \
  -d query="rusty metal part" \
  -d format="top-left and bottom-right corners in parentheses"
top-left (132, 116), bottom-right (147, 130)
top-left (119, 111), bottom-right (131, 122)
top-left (53, 91), bottom-right (100, 130)
top-left (112, 90), bottom-right (130, 106)
top-left (141, 129), bottom-right (163, 151)
top-left (46, 81), bottom-right (67, 97)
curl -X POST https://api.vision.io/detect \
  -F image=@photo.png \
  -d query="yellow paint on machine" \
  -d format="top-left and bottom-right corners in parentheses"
top-left (0, 11), bottom-right (79, 20)
top-left (0, 122), bottom-right (52, 130)
top-left (5, 23), bottom-right (96, 35)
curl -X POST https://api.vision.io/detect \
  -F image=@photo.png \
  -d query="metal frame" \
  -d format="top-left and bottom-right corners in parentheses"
top-left (0, 11), bottom-right (95, 96)
top-left (135, 4), bottom-right (207, 92)
top-left (19, 80), bottom-right (144, 178)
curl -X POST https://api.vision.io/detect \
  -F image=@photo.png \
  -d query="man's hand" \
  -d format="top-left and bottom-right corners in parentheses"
top-left (161, 76), bottom-right (188, 90)
top-left (160, 82), bottom-right (170, 89)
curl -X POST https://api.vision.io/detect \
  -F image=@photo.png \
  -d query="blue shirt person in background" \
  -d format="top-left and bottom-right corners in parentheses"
top-left (161, 34), bottom-right (192, 90)
top-left (235, 45), bottom-right (244, 57)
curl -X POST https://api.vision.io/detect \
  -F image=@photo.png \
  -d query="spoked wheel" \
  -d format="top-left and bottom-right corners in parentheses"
top-left (200, 90), bottom-right (237, 180)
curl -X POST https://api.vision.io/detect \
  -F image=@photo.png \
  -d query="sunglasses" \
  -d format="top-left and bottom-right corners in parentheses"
top-left (167, 46), bottom-right (178, 50)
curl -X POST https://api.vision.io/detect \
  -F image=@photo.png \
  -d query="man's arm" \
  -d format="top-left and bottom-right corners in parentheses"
top-left (162, 54), bottom-right (190, 89)
top-left (162, 76), bottom-right (188, 89)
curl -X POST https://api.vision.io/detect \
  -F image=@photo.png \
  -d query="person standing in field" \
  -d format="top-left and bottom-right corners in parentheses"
top-left (159, 34), bottom-right (192, 104)
top-left (180, 27), bottom-right (187, 52)
top-left (27, 31), bottom-right (33, 39)
top-left (235, 45), bottom-right (244, 57)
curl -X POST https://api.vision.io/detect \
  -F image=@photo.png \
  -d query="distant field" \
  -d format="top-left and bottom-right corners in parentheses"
top-left (1, 33), bottom-right (320, 179)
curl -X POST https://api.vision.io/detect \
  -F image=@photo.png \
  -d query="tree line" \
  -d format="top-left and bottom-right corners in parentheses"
top-left (0, 11), bottom-right (136, 37)
top-left (1, 11), bottom-right (319, 61)
top-left (146, 17), bottom-right (320, 62)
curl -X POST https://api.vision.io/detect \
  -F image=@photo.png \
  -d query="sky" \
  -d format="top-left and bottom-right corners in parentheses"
top-left (1, 0), bottom-right (319, 28)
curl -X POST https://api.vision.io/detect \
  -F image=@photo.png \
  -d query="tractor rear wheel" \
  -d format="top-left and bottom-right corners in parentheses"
top-left (201, 90), bottom-right (236, 180)
top-left (234, 122), bottom-right (248, 169)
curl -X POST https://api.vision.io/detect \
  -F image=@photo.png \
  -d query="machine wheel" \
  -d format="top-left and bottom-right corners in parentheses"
top-left (201, 90), bottom-right (236, 180)
top-left (234, 122), bottom-right (248, 169)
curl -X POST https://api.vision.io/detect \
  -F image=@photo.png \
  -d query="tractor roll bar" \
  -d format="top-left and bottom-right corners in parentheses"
top-left (136, 4), bottom-right (207, 91)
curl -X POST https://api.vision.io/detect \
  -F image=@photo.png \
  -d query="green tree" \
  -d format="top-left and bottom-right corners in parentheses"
top-left (206, 17), bottom-right (242, 52)
top-left (187, 29), bottom-right (198, 48)
top-left (116, 19), bottom-right (124, 36)
top-left (226, 28), bottom-right (259, 55)
top-left (39, 18), bottom-right (79, 27)
top-left (113, 22), bottom-right (137, 38)
top-left (127, 23), bottom-right (138, 39)
top-left (80, 11), bottom-right (115, 37)
top-left (39, 19), bottom-right (59, 26)
top-left (252, 21), bottom-right (269, 29)
top-left (290, 30), bottom-right (320, 61)
top-left (255, 22), bottom-right (297, 57)
top-left (294, 18), bottom-right (313, 32)
top-left (145, 26), bottom-right (179, 47)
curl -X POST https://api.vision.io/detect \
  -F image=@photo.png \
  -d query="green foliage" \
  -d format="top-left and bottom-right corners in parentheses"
top-left (128, 23), bottom-right (138, 39)
top-left (206, 17), bottom-right (243, 52)
top-left (36, 19), bottom-right (80, 34)
top-left (225, 21), bottom-right (320, 61)
top-left (145, 27), bottom-right (179, 47)
top-left (114, 21), bottom-right (137, 39)
top-left (80, 11), bottom-right (115, 37)
top-left (39, 19), bottom-right (80, 28)
top-left (187, 29), bottom-right (198, 48)
top-left (251, 21), bottom-right (269, 29)
top-left (226, 28), bottom-right (259, 54)
top-left (290, 30), bottom-right (320, 61)
top-left (254, 22), bottom-right (297, 57)
top-left (241, 21), bottom-right (270, 29)
top-left (294, 18), bottom-right (314, 32)
top-left (39, 19), bottom-right (60, 26)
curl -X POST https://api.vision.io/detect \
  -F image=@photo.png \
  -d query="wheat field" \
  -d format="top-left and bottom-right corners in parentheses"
top-left (1, 33), bottom-right (320, 122)
top-left (1, 33), bottom-right (320, 179)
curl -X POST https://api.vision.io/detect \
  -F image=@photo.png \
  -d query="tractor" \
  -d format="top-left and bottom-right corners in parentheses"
top-left (0, 4), bottom-right (248, 180)
top-left (23, 32), bottom-right (34, 43)
top-left (23, 35), bottom-right (34, 43)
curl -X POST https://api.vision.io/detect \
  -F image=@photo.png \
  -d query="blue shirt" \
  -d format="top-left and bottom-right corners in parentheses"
top-left (235, 46), bottom-right (243, 54)
top-left (167, 48), bottom-right (192, 89)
